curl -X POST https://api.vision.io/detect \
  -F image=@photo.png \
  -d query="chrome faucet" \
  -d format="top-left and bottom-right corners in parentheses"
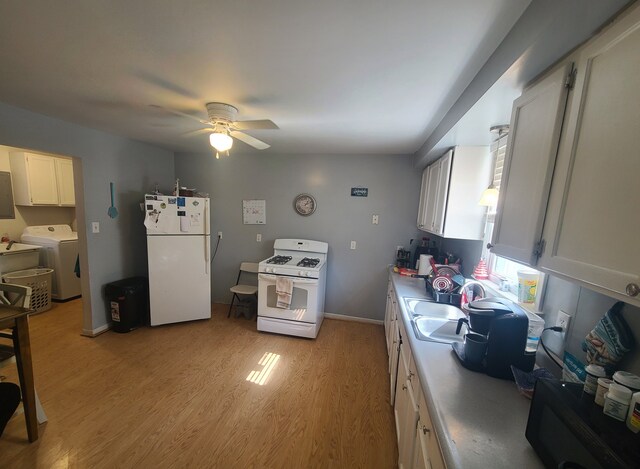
top-left (5, 240), bottom-right (15, 250)
top-left (461, 280), bottom-right (486, 303)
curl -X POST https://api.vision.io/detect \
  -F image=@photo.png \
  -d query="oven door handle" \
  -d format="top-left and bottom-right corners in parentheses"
top-left (259, 274), bottom-right (317, 284)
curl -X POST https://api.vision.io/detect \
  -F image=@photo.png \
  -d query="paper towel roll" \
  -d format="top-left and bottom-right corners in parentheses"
top-left (418, 254), bottom-right (433, 276)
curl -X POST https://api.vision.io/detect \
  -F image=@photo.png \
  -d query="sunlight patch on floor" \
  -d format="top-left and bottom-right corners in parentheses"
top-left (246, 352), bottom-right (280, 386)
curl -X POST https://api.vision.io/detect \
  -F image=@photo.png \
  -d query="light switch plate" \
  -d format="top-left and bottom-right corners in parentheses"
top-left (92, 222), bottom-right (100, 233)
top-left (372, 214), bottom-right (379, 225)
top-left (350, 241), bottom-right (357, 250)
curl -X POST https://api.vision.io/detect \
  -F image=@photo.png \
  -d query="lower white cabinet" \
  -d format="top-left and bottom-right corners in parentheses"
top-left (386, 275), bottom-right (447, 469)
top-left (389, 319), bottom-right (400, 405)
top-left (395, 342), bottom-right (420, 469)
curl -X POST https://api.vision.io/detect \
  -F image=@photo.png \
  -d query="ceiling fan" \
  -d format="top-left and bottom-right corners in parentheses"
top-left (152, 102), bottom-right (278, 158)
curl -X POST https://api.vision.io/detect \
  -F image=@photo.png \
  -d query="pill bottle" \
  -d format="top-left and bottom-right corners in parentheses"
top-left (627, 391), bottom-right (640, 433)
top-left (594, 378), bottom-right (612, 407)
top-left (603, 383), bottom-right (632, 421)
top-left (612, 371), bottom-right (640, 393)
top-left (583, 364), bottom-right (607, 396)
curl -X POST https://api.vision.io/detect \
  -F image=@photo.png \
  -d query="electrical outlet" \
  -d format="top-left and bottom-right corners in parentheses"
top-left (350, 241), bottom-right (357, 250)
top-left (92, 222), bottom-right (100, 233)
top-left (217, 231), bottom-right (222, 239)
top-left (556, 310), bottom-right (571, 333)
top-left (372, 214), bottom-right (379, 225)
top-left (256, 234), bottom-right (262, 242)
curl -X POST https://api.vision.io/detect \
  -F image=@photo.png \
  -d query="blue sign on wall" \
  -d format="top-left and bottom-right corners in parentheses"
top-left (351, 187), bottom-right (368, 197)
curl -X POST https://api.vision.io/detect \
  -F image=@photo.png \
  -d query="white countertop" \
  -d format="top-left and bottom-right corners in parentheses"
top-left (390, 271), bottom-right (544, 469)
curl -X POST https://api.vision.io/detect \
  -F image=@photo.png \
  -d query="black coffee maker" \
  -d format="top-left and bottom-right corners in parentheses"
top-left (453, 297), bottom-right (535, 379)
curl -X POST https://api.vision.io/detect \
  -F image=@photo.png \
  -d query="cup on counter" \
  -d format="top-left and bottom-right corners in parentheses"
top-left (463, 333), bottom-right (488, 364)
top-left (517, 270), bottom-right (539, 303)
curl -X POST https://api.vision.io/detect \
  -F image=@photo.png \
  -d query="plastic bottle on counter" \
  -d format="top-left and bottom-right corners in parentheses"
top-left (603, 383), bottom-right (633, 421)
top-left (595, 378), bottom-right (613, 406)
top-left (612, 371), bottom-right (640, 393)
top-left (583, 364), bottom-right (607, 396)
top-left (627, 391), bottom-right (640, 433)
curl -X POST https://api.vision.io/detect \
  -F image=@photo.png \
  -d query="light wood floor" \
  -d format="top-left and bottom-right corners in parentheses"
top-left (0, 300), bottom-right (397, 468)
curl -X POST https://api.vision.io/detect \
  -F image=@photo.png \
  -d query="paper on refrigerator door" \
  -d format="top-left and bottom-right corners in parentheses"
top-left (144, 209), bottom-right (171, 233)
top-left (180, 215), bottom-right (190, 232)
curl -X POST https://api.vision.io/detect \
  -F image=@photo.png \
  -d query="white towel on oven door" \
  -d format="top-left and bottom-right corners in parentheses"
top-left (275, 276), bottom-right (293, 309)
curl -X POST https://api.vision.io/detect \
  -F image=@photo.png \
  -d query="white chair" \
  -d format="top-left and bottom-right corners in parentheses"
top-left (0, 283), bottom-right (47, 424)
top-left (227, 262), bottom-right (259, 318)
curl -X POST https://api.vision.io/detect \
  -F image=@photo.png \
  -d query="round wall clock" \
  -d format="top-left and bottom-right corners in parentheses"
top-left (294, 193), bottom-right (317, 216)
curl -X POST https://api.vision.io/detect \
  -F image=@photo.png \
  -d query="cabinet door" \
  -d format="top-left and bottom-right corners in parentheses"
top-left (490, 63), bottom-right (572, 266)
top-left (432, 150), bottom-right (452, 235)
top-left (390, 323), bottom-right (400, 404)
top-left (422, 161), bottom-right (440, 233)
top-left (539, 6), bottom-right (640, 303)
top-left (394, 348), bottom-right (409, 445)
top-left (55, 158), bottom-right (75, 206)
top-left (417, 167), bottom-right (430, 230)
top-left (384, 283), bottom-right (392, 356)
top-left (412, 422), bottom-right (431, 469)
top-left (26, 153), bottom-right (59, 205)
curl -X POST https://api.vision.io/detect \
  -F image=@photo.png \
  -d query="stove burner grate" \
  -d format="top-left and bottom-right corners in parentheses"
top-left (297, 257), bottom-right (320, 268)
top-left (266, 255), bottom-right (292, 265)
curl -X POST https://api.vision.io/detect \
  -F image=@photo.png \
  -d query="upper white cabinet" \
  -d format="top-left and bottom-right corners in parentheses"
top-left (538, 6), bottom-right (640, 304)
top-left (490, 63), bottom-right (573, 266)
top-left (417, 146), bottom-right (491, 240)
top-left (490, 3), bottom-right (640, 305)
top-left (10, 152), bottom-right (75, 207)
top-left (55, 158), bottom-right (76, 206)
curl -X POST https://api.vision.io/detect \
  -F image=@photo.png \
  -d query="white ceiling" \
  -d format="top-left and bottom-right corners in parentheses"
top-left (0, 0), bottom-right (531, 155)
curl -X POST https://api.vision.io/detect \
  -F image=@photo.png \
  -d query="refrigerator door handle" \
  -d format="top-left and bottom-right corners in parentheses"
top-left (204, 199), bottom-right (210, 274)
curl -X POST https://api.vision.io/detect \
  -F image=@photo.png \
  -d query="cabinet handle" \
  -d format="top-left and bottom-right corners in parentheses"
top-left (626, 283), bottom-right (640, 297)
top-left (408, 371), bottom-right (415, 380)
top-left (487, 243), bottom-right (494, 250)
top-left (422, 425), bottom-right (430, 435)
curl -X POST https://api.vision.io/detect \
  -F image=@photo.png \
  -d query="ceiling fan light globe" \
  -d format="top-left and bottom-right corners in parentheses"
top-left (209, 132), bottom-right (233, 152)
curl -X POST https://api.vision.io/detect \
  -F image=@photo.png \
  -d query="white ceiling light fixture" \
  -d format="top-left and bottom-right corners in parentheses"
top-left (151, 102), bottom-right (278, 159)
top-left (209, 128), bottom-right (233, 159)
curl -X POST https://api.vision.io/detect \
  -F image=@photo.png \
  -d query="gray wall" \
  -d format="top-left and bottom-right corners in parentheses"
top-left (541, 276), bottom-right (640, 376)
top-left (175, 152), bottom-right (421, 321)
top-left (0, 101), bottom-right (175, 333)
top-left (415, 0), bottom-right (631, 167)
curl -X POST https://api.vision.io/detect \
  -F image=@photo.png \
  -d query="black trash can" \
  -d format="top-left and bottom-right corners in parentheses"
top-left (105, 277), bottom-right (149, 333)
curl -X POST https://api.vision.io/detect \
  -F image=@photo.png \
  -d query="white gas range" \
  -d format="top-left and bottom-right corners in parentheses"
top-left (257, 239), bottom-right (328, 339)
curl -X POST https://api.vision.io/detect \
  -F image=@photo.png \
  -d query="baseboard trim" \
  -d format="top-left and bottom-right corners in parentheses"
top-left (324, 313), bottom-right (382, 325)
top-left (81, 323), bottom-right (111, 337)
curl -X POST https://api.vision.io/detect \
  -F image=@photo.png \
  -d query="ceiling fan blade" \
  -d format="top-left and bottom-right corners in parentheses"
top-left (182, 128), bottom-right (215, 137)
top-left (233, 119), bottom-right (279, 130)
top-left (149, 104), bottom-right (211, 125)
top-left (230, 130), bottom-right (271, 150)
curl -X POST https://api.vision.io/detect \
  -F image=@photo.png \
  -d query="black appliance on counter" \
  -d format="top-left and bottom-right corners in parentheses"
top-left (526, 378), bottom-right (639, 469)
top-left (453, 297), bottom-right (535, 379)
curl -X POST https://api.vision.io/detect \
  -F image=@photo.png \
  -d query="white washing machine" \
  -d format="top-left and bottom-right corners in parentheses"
top-left (21, 225), bottom-right (81, 300)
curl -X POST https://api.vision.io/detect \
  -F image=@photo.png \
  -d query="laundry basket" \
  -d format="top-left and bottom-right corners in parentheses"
top-left (2, 268), bottom-right (54, 313)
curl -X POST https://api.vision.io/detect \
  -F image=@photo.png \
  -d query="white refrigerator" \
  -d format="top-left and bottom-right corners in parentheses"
top-left (144, 195), bottom-right (211, 326)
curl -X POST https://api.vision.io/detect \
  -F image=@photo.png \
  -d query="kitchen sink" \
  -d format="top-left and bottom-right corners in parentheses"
top-left (403, 298), bottom-right (466, 344)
